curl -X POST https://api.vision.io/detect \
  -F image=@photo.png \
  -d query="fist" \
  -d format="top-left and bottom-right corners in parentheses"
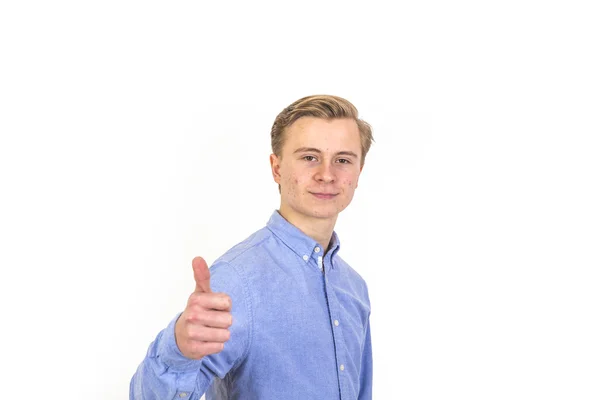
top-left (175, 256), bottom-right (233, 360)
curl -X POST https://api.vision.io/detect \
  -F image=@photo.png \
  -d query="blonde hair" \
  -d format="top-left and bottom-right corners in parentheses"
top-left (270, 95), bottom-right (374, 166)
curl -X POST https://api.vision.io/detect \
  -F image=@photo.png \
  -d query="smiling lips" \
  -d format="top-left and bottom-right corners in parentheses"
top-left (310, 192), bottom-right (338, 200)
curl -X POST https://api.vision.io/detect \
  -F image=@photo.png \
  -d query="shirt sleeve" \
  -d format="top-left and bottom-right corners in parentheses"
top-left (358, 316), bottom-right (373, 400)
top-left (130, 260), bottom-right (252, 400)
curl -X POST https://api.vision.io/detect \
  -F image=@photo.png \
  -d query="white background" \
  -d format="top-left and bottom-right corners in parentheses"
top-left (1, 1), bottom-right (599, 399)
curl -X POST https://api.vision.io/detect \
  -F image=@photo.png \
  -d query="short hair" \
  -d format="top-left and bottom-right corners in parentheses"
top-left (270, 95), bottom-right (374, 166)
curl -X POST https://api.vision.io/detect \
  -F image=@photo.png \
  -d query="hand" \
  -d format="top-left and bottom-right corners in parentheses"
top-left (174, 256), bottom-right (233, 360)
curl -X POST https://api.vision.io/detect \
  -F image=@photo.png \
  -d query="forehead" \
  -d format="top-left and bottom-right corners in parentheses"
top-left (283, 117), bottom-right (361, 151)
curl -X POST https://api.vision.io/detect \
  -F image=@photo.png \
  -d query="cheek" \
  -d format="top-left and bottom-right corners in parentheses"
top-left (342, 179), bottom-right (357, 189)
top-left (286, 176), bottom-right (299, 186)
top-left (282, 175), bottom-right (301, 196)
top-left (286, 172), bottom-right (303, 187)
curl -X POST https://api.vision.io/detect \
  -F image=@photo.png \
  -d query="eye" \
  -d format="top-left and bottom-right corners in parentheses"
top-left (336, 158), bottom-right (351, 164)
top-left (303, 155), bottom-right (317, 162)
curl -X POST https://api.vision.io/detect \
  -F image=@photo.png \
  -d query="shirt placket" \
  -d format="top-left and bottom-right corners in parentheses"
top-left (321, 256), bottom-right (348, 400)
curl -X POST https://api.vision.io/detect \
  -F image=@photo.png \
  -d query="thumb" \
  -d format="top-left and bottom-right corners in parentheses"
top-left (192, 256), bottom-right (212, 293)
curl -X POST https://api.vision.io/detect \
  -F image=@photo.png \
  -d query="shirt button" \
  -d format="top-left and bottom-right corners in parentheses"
top-left (302, 255), bottom-right (308, 261)
top-left (334, 320), bottom-right (339, 326)
top-left (314, 247), bottom-right (320, 253)
top-left (340, 364), bottom-right (345, 371)
top-left (179, 393), bottom-right (188, 398)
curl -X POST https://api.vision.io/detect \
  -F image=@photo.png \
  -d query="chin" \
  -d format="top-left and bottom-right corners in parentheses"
top-left (307, 206), bottom-right (343, 219)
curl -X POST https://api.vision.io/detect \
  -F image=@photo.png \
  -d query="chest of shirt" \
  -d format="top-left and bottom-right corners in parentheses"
top-left (245, 260), bottom-right (368, 363)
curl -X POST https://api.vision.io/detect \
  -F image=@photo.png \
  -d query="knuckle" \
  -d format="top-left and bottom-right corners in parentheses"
top-left (189, 343), bottom-right (204, 358)
top-left (184, 311), bottom-right (198, 324)
top-left (183, 326), bottom-right (195, 339)
top-left (219, 296), bottom-right (231, 309)
top-left (204, 343), bottom-right (222, 356)
top-left (187, 292), bottom-right (198, 305)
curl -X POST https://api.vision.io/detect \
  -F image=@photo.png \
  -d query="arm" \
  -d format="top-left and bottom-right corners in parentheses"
top-left (130, 258), bottom-right (250, 400)
top-left (358, 316), bottom-right (373, 400)
top-left (130, 315), bottom-right (207, 400)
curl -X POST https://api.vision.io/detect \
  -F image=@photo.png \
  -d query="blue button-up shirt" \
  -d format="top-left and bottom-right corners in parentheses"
top-left (131, 211), bottom-right (372, 399)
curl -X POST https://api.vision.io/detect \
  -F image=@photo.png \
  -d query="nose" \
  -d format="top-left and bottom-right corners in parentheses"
top-left (315, 162), bottom-right (335, 183)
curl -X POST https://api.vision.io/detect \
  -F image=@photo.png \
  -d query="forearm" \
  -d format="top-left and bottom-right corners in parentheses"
top-left (130, 316), bottom-right (206, 400)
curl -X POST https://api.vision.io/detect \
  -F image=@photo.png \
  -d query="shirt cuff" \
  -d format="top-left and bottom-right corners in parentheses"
top-left (157, 313), bottom-right (203, 372)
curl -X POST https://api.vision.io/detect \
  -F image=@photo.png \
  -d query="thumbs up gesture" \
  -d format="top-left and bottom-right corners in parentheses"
top-left (174, 257), bottom-right (233, 360)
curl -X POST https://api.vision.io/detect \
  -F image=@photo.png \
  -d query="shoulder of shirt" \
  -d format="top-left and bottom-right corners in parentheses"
top-left (335, 255), bottom-right (367, 284)
top-left (211, 226), bottom-right (273, 269)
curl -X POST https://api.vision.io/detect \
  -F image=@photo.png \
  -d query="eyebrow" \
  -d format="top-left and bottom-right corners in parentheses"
top-left (293, 147), bottom-right (359, 159)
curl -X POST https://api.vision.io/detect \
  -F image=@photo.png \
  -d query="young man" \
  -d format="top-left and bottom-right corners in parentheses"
top-left (131, 95), bottom-right (374, 399)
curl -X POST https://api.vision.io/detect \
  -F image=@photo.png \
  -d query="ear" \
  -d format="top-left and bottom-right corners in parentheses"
top-left (270, 154), bottom-right (282, 184)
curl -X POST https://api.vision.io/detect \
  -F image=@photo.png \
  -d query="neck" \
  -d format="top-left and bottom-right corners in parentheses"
top-left (278, 206), bottom-right (337, 253)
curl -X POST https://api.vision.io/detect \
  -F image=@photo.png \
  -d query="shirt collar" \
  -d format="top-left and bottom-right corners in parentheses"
top-left (266, 210), bottom-right (341, 265)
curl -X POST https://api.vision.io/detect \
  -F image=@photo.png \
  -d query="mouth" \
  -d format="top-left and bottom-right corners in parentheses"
top-left (310, 192), bottom-right (339, 200)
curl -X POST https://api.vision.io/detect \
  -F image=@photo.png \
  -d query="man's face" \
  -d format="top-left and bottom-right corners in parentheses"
top-left (270, 117), bottom-right (363, 221)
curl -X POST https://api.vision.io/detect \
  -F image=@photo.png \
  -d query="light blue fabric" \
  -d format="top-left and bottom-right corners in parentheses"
top-left (131, 210), bottom-right (372, 399)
